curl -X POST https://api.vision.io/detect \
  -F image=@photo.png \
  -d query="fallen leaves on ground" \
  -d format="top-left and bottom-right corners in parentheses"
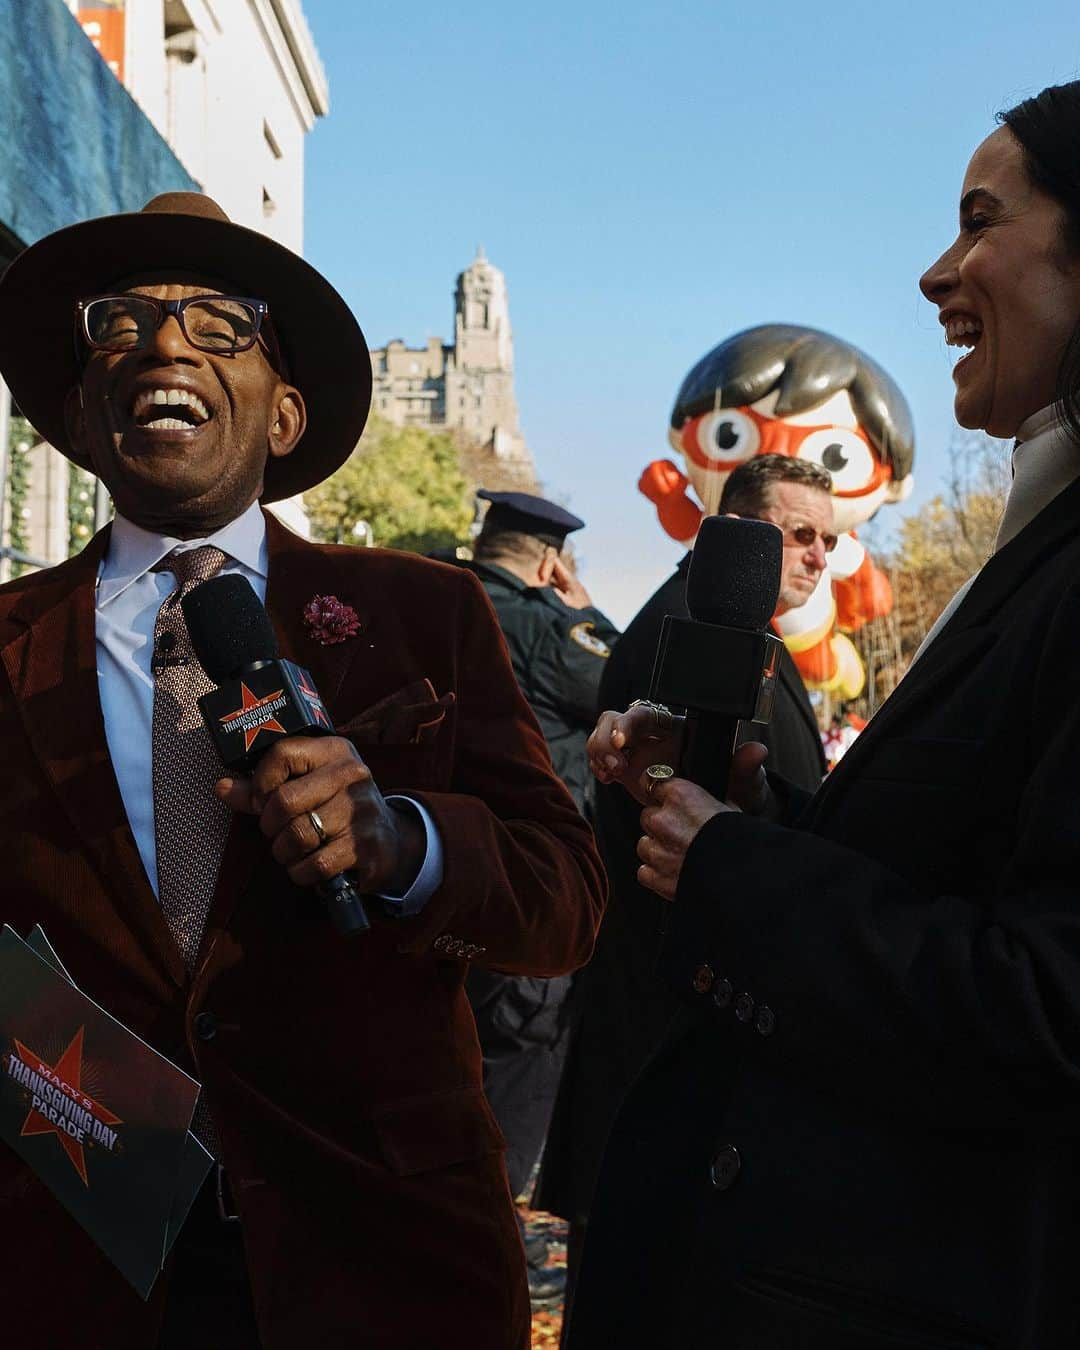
top-left (522, 1202), bottom-right (568, 1348)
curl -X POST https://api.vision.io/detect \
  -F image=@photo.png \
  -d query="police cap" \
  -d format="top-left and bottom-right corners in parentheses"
top-left (477, 490), bottom-right (585, 549)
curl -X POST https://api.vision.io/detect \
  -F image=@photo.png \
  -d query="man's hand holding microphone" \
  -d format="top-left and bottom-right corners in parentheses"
top-left (588, 708), bottom-right (774, 901)
top-left (588, 514), bottom-right (786, 901)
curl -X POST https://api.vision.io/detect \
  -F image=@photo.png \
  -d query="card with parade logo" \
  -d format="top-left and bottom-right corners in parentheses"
top-left (0, 925), bottom-right (214, 1298)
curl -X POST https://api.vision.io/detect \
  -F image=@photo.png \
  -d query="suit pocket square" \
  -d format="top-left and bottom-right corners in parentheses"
top-left (337, 678), bottom-right (455, 746)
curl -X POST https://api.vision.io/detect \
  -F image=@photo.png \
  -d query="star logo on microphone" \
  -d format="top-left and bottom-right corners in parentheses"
top-left (296, 671), bottom-right (331, 729)
top-left (4, 1028), bottom-right (123, 1186)
top-left (218, 683), bottom-right (288, 751)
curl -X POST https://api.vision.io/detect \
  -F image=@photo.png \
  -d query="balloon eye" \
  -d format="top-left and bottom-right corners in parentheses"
top-left (798, 428), bottom-right (877, 492)
top-left (691, 409), bottom-right (760, 464)
top-left (822, 443), bottom-right (848, 472)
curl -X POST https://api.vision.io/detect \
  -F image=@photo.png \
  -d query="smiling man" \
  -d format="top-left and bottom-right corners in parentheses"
top-left (0, 194), bottom-right (605, 1350)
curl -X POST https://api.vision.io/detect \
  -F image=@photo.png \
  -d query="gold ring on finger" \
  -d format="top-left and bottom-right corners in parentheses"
top-left (645, 763), bottom-right (675, 794)
top-left (308, 809), bottom-right (328, 845)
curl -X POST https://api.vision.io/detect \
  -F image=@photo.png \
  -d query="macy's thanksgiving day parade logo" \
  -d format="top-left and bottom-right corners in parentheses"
top-left (3, 1028), bottom-right (123, 1186)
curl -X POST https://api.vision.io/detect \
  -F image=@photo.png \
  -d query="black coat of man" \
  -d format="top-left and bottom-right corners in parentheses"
top-left (537, 553), bottom-right (825, 1224)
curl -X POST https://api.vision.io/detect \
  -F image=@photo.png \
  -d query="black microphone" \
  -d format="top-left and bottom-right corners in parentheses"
top-left (648, 515), bottom-right (784, 801)
top-left (182, 575), bottom-right (371, 936)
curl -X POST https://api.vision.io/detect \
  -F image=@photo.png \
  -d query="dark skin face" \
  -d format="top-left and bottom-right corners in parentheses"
top-left (61, 275), bottom-right (424, 890)
top-left (63, 279), bottom-right (306, 537)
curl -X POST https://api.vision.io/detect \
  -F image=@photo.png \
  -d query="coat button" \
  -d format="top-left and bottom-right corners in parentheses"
top-left (712, 977), bottom-right (734, 1009)
top-left (754, 1005), bottom-right (776, 1037)
top-left (709, 1144), bottom-right (741, 1190)
top-left (691, 963), bottom-right (714, 994)
top-left (734, 992), bottom-right (755, 1023)
top-left (193, 1012), bottom-right (218, 1041)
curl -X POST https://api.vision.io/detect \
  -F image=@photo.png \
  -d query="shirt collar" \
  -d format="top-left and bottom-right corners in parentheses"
top-left (468, 559), bottom-right (530, 592)
top-left (1014, 403), bottom-right (1063, 446)
top-left (97, 500), bottom-right (268, 608)
top-left (995, 407), bottom-right (1080, 554)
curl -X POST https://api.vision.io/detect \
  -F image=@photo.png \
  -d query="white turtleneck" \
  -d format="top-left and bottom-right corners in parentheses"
top-left (909, 406), bottom-right (1080, 664)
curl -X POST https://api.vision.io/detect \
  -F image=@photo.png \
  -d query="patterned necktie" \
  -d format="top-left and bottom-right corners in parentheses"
top-left (151, 545), bottom-right (230, 970)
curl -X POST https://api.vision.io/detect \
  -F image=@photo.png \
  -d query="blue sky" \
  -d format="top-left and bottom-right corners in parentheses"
top-left (302, 0), bottom-right (1078, 625)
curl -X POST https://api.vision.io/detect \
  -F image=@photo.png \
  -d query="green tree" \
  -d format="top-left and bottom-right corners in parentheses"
top-left (68, 464), bottom-right (99, 556)
top-left (4, 416), bottom-right (33, 578)
top-left (304, 417), bottom-right (473, 554)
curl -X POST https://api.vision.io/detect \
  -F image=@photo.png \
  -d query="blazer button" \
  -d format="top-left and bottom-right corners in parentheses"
top-left (193, 1012), bottom-right (218, 1042)
top-left (734, 992), bottom-right (755, 1023)
top-left (709, 1144), bottom-right (741, 1190)
top-left (712, 978), bottom-right (734, 1009)
top-left (691, 963), bottom-right (714, 994)
top-left (754, 1005), bottom-right (776, 1037)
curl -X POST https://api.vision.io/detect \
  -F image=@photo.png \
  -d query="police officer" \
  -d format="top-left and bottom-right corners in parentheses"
top-left (468, 491), bottom-right (619, 813)
top-left (463, 490), bottom-right (620, 1304)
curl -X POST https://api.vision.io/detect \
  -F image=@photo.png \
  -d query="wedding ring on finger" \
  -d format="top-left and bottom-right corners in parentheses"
top-left (645, 763), bottom-right (675, 795)
top-left (308, 809), bottom-right (329, 846)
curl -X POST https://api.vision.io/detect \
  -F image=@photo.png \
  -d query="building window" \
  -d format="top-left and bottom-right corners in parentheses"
top-left (264, 121), bottom-right (283, 159)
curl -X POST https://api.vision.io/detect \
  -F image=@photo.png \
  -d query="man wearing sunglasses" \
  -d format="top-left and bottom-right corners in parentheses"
top-left (0, 194), bottom-right (604, 1349)
top-left (538, 453), bottom-right (831, 1330)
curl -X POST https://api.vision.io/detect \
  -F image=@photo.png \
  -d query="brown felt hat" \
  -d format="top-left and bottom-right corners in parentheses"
top-left (0, 193), bottom-right (372, 502)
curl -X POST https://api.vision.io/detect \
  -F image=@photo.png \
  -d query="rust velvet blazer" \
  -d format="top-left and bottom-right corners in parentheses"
top-left (0, 511), bottom-right (606, 1350)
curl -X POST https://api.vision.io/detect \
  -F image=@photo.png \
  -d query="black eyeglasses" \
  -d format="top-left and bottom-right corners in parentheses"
top-left (76, 294), bottom-right (270, 355)
top-left (783, 522), bottom-right (838, 553)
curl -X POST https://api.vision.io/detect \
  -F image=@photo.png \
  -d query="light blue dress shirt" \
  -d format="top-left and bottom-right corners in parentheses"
top-left (95, 501), bottom-right (442, 913)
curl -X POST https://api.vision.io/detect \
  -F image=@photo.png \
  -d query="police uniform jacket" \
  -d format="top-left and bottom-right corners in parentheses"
top-left (465, 560), bottom-right (620, 814)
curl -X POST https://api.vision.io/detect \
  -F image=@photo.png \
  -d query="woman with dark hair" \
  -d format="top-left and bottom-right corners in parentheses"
top-left (999, 83), bottom-right (1080, 442)
top-left (567, 81), bottom-right (1080, 1350)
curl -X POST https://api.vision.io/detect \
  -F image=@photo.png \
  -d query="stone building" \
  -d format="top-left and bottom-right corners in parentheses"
top-left (1, 0), bottom-right (326, 577)
top-left (370, 249), bottom-right (536, 487)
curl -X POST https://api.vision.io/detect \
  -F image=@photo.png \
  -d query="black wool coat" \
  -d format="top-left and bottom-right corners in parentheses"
top-left (537, 555), bottom-right (825, 1221)
top-left (569, 480), bottom-right (1080, 1349)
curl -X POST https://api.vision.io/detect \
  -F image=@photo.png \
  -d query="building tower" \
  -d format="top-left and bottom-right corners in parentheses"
top-left (445, 248), bottom-right (529, 466)
top-left (369, 248), bottom-right (536, 485)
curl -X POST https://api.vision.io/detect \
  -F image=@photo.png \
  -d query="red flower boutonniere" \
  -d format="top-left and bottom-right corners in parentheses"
top-left (302, 594), bottom-right (361, 645)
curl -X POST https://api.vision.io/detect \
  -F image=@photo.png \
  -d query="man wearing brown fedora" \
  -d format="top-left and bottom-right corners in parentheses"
top-left (0, 193), bottom-right (605, 1349)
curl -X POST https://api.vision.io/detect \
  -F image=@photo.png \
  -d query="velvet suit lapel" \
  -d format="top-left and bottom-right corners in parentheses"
top-left (261, 510), bottom-right (370, 704)
top-left (807, 478), bottom-right (1080, 823)
top-left (0, 529), bottom-right (185, 987)
top-left (195, 513), bottom-right (373, 959)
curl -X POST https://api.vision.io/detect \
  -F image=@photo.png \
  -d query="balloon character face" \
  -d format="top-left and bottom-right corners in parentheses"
top-left (642, 325), bottom-right (917, 700)
top-left (670, 387), bottom-right (912, 535)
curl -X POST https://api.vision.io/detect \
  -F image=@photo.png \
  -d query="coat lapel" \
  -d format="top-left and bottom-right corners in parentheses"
top-left (776, 644), bottom-right (823, 752)
top-left (262, 511), bottom-right (370, 707)
top-left (197, 512), bottom-right (373, 957)
top-left (0, 530), bottom-right (185, 987)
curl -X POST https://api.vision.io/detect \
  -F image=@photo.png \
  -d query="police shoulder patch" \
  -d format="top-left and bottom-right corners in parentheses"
top-left (569, 621), bottom-right (611, 657)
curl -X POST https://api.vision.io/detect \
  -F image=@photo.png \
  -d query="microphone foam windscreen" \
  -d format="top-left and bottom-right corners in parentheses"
top-left (181, 574), bottom-right (280, 684)
top-left (686, 515), bottom-right (783, 629)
